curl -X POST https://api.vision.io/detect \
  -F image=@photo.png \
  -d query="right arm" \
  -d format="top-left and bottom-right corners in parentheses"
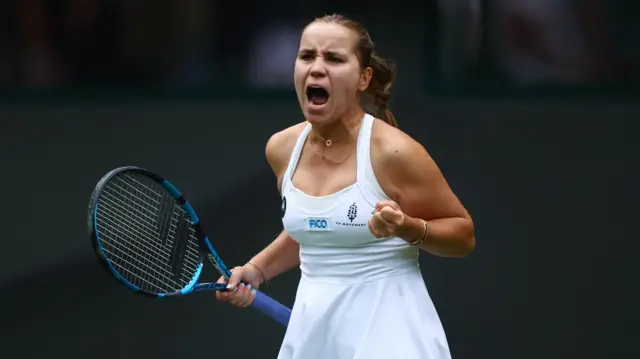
top-left (248, 229), bottom-right (299, 281)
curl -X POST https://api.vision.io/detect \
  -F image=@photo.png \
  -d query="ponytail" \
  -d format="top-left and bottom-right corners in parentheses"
top-left (365, 53), bottom-right (398, 127)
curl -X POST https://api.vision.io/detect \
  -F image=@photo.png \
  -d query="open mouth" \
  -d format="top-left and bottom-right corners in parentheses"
top-left (306, 86), bottom-right (329, 106)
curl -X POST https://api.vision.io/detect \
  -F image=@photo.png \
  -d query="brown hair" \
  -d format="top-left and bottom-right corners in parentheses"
top-left (312, 14), bottom-right (398, 127)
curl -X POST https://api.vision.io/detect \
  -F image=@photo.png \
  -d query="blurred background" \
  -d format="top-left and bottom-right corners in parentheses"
top-left (0, 0), bottom-right (638, 91)
top-left (1, 0), bottom-right (638, 358)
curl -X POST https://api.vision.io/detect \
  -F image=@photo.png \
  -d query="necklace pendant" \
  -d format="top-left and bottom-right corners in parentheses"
top-left (325, 140), bottom-right (332, 147)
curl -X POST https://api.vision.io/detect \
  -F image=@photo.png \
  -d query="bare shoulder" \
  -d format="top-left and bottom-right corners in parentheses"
top-left (370, 119), bottom-right (430, 166)
top-left (265, 122), bottom-right (308, 178)
top-left (370, 119), bottom-right (434, 199)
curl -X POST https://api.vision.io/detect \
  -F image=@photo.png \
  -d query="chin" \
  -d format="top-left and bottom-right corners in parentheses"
top-left (304, 113), bottom-right (331, 125)
top-left (303, 103), bottom-right (334, 124)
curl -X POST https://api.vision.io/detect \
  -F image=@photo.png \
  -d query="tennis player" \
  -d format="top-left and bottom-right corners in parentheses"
top-left (216, 14), bottom-right (475, 359)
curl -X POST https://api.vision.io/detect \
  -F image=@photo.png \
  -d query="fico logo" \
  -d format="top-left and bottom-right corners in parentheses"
top-left (307, 217), bottom-right (331, 231)
top-left (309, 219), bottom-right (328, 228)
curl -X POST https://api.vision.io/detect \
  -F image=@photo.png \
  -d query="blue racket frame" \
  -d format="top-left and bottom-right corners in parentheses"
top-left (88, 166), bottom-right (291, 327)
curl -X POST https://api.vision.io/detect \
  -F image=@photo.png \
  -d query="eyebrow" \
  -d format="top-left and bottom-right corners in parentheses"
top-left (299, 48), bottom-right (346, 57)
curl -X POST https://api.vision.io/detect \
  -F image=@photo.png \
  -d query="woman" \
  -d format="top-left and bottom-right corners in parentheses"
top-left (216, 14), bottom-right (475, 359)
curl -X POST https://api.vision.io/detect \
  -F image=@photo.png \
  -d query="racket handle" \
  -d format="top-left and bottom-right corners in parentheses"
top-left (251, 290), bottom-right (291, 327)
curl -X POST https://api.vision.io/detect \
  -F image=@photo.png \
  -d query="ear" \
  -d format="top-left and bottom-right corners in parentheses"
top-left (359, 67), bottom-right (373, 92)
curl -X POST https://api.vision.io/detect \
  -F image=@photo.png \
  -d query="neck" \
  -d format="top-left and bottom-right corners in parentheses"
top-left (311, 108), bottom-right (364, 142)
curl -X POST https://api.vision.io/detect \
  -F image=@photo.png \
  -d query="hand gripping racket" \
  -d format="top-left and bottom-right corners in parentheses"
top-left (87, 166), bottom-right (291, 326)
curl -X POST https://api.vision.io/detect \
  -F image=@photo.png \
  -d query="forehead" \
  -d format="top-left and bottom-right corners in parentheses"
top-left (300, 22), bottom-right (356, 52)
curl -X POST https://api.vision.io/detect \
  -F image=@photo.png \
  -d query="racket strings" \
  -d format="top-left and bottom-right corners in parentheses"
top-left (95, 173), bottom-right (201, 293)
top-left (98, 176), bottom-right (183, 291)
top-left (99, 175), bottom-right (199, 291)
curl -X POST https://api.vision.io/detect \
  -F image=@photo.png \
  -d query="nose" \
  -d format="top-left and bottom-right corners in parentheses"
top-left (309, 58), bottom-right (326, 78)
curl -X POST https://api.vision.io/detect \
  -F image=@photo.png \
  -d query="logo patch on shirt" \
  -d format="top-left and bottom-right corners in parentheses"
top-left (347, 202), bottom-right (358, 222)
top-left (305, 217), bottom-right (332, 231)
top-left (336, 202), bottom-right (367, 227)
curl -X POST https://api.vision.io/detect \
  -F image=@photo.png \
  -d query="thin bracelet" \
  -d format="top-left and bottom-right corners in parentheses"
top-left (409, 219), bottom-right (430, 246)
top-left (246, 261), bottom-right (267, 284)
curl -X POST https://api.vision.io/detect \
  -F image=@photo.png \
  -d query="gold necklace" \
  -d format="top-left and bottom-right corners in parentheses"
top-left (312, 131), bottom-right (336, 147)
top-left (311, 135), bottom-right (356, 164)
top-left (310, 119), bottom-right (361, 162)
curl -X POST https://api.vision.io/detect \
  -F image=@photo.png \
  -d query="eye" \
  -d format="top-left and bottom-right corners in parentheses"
top-left (326, 55), bottom-right (343, 63)
top-left (299, 53), bottom-right (315, 61)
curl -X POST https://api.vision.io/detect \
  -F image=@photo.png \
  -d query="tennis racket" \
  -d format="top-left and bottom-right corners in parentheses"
top-left (87, 166), bottom-right (291, 326)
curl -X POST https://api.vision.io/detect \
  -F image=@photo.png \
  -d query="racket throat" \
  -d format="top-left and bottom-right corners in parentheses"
top-left (207, 253), bottom-right (229, 279)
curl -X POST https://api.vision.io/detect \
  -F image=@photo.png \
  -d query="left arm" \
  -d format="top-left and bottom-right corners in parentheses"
top-left (371, 123), bottom-right (475, 258)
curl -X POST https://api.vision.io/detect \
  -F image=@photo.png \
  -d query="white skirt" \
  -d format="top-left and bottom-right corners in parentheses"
top-left (277, 269), bottom-right (452, 359)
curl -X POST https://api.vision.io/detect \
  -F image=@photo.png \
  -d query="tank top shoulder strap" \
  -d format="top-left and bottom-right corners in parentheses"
top-left (281, 123), bottom-right (312, 193)
top-left (356, 114), bottom-right (375, 182)
top-left (356, 113), bottom-right (391, 204)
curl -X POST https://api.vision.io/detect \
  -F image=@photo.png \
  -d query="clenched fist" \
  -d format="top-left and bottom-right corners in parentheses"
top-left (368, 200), bottom-right (406, 238)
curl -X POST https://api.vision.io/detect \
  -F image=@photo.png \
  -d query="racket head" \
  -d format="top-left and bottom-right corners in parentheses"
top-left (88, 166), bottom-right (206, 297)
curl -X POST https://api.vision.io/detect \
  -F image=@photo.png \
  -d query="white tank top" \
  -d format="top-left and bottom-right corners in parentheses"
top-left (281, 113), bottom-right (419, 284)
